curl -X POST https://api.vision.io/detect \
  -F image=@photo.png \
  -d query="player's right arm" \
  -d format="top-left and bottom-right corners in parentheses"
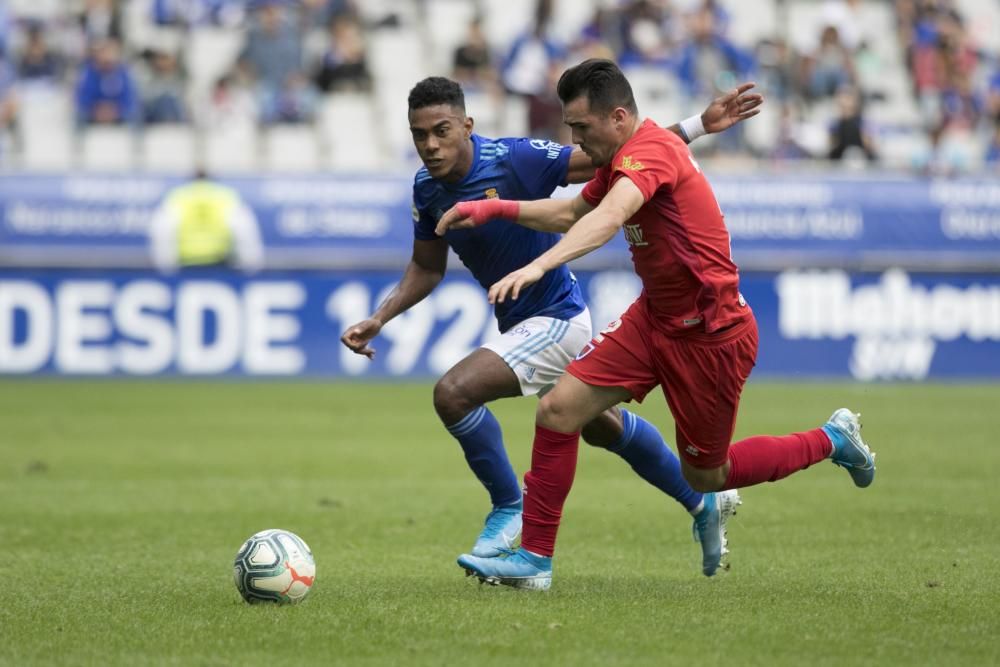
top-left (435, 195), bottom-right (592, 236)
top-left (339, 238), bottom-right (448, 359)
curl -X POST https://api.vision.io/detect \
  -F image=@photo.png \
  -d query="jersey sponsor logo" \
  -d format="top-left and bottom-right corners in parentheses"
top-left (618, 155), bottom-right (645, 171)
top-left (623, 224), bottom-right (649, 247)
top-left (529, 139), bottom-right (563, 160)
top-left (485, 187), bottom-right (499, 199)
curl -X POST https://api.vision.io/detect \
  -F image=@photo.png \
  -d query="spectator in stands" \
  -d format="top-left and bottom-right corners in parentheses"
top-left (771, 103), bottom-right (811, 160)
top-left (17, 23), bottom-right (64, 84)
top-left (0, 1), bottom-right (9, 57)
top-left (207, 71), bottom-right (258, 131)
top-left (985, 121), bottom-right (1000, 168)
top-left (820, 0), bottom-right (865, 53)
top-left (500, 0), bottom-right (565, 98)
top-left (676, 6), bottom-right (753, 100)
top-left (301, 0), bottom-right (356, 27)
top-left (78, 0), bottom-right (123, 44)
top-left (0, 54), bottom-right (17, 150)
top-left (801, 26), bottom-right (856, 99)
top-left (829, 86), bottom-right (877, 161)
top-left (239, 0), bottom-right (304, 123)
top-left (75, 38), bottom-right (139, 126)
top-left (576, 7), bottom-right (625, 59)
top-left (313, 13), bottom-right (371, 93)
top-left (620, 0), bottom-right (676, 66)
top-left (452, 17), bottom-right (494, 91)
top-left (755, 37), bottom-right (795, 102)
top-left (527, 60), bottom-right (569, 143)
top-left (267, 71), bottom-right (318, 124)
top-left (149, 170), bottom-right (263, 273)
top-left (140, 50), bottom-right (187, 124)
top-left (152, 0), bottom-right (246, 27)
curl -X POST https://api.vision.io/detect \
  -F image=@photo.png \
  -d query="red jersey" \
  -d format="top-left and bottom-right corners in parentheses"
top-left (581, 119), bottom-right (749, 335)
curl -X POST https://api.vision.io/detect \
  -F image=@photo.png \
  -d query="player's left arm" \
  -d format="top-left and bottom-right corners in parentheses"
top-left (565, 82), bottom-right (763, 184)
top-left (487, 177), bottom-right (644, 304)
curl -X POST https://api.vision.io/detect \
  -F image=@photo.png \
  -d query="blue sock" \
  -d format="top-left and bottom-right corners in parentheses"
top-left (608, 409), bottom-right (703, 513)
top-left (446, 406), bottom-right (521, 508)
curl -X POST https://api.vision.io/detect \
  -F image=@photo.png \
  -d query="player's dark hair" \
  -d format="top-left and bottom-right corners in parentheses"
top-left (408, 77), bottom-right (466, 113)
top-left (557, 59), bottom-right (637, 116)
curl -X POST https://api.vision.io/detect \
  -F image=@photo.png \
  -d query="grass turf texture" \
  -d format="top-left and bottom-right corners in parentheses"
top-left (1, 380), bottom-right (998, 666)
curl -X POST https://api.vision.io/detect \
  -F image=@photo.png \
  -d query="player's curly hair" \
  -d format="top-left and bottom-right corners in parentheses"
top-left (408, 77), bottom-right (466, 113)
top-left (557, 59), bottom-right (637, 115)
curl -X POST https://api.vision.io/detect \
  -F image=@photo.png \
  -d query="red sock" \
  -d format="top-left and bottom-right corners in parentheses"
top-left (520, 425), bottom-right (580, 557)
top-left (723, 428), bottom-right (832, 489)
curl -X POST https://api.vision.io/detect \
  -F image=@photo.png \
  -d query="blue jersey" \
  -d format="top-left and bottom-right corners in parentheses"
top-left (412, 134), bottom-right (587, 332)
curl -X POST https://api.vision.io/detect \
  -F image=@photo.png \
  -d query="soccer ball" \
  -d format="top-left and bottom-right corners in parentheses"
top-left (233, 529), bottom-right (316, 604)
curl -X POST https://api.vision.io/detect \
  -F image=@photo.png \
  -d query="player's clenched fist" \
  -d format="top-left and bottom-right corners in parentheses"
top-left (435, 199), bottom-right (520, 236)
top-left (340, 319), bottom-right (383, 359)
top-left (488, 262), bottom-right (545, 304)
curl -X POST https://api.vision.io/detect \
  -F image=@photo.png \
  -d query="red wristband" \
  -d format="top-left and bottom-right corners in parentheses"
top-left (455, 199), bottom-right (520, 226)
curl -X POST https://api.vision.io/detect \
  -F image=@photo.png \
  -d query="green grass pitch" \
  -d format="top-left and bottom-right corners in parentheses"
top-left (1, 380), bottom-right (998, 666)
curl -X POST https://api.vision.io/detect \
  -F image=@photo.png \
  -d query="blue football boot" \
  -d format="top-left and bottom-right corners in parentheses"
top-left (470, 502), bottom-right (522, 558)
top-left (691, 489), bottom-right (742, 576)
top-left (823, 408), bottom-right (876, 488)
top-left (457, 548), bottom-right (552, 591)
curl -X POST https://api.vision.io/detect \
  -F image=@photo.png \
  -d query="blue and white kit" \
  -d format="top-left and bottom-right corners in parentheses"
top-left (412, 135), bottom-right (591, 393)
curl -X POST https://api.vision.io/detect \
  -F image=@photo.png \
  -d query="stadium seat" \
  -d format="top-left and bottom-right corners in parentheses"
top-left (721, 0), bottom-right (777, 48)
top-left (141, 125), bottom-right (198, 174)
top-left (424, 0), bottom-right (479, 73)
top-left (6, 0), bottom-right (62, 20)
top-left (500, 94), bottom-right (529, 138)
top-left (204, 123), bottom-right (259, 173)
top-left (16, 86), bottom-right (74, 171)
top-left (464, 90), bottom-right (500, 139)
top-left (623, 65), bottom-right (682, 125)
top-left (319, 93), bottom-right (382, 170)
top-left (184, 27), bottom-right (246, 102)
top-left (263, 125), bottom-right (320, 172)
top-left (481, 0), bottom-right (536, 52)
top-left (80, 127), bottom-right (138, 172)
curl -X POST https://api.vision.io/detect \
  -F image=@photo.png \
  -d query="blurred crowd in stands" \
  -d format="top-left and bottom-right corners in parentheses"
top-left (0, 0), bottom-right (997, 173)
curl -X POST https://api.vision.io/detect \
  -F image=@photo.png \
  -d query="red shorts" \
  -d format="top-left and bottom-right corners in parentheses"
top-left (567, 298), bottom-right (758, 469)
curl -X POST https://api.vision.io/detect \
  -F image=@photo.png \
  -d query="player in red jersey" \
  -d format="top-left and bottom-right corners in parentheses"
top-left (437, 59), bottom-right (877, 590)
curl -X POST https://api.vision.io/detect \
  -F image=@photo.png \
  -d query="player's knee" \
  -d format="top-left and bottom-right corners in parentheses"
top-left (432, 375), bottom-right (473, 424)
top-left (537, 394), bottom-right (583, 433)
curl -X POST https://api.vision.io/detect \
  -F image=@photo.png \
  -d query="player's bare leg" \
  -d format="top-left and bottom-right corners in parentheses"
top-left (435, 348), bottom-right (524, 557)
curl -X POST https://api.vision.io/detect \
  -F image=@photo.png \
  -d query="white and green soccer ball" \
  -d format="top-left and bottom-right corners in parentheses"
top-left (233, 529), bottom-right (316, 604)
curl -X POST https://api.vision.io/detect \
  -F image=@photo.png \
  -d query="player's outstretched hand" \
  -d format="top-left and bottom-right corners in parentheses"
top-left (435, 199), bottom-right (521, 236)
top-left (340, 319), bottom-right (382, 359)
top-left (702, 82), bottom-right (763, 133)
top-left (488, 262), bottom-right (545, 304)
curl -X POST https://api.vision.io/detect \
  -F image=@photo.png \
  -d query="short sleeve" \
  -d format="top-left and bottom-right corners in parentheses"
top-left (506, 137), bottom-right (573, 199)
top-left (411, 191), bottom-right (439, 241)
top-left (581, 166), bottom-right (611, 207)
top-left (607, 140), bottom-right (681, 204)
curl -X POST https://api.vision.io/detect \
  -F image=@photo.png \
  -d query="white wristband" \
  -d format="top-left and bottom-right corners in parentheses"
top-left (680, 114), bottom-right (706, 143)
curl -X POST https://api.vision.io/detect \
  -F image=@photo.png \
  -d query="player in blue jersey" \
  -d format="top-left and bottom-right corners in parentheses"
top-left (340, 76), bottom-right (762, 576)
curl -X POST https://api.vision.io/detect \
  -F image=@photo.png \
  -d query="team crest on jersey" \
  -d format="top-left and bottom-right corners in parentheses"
top-left (485, 187), bottom-right (499, 199)
top-left (623, 223), bottom-right (648, 247)
top-left (619, 155), bottom-right (645, 171)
